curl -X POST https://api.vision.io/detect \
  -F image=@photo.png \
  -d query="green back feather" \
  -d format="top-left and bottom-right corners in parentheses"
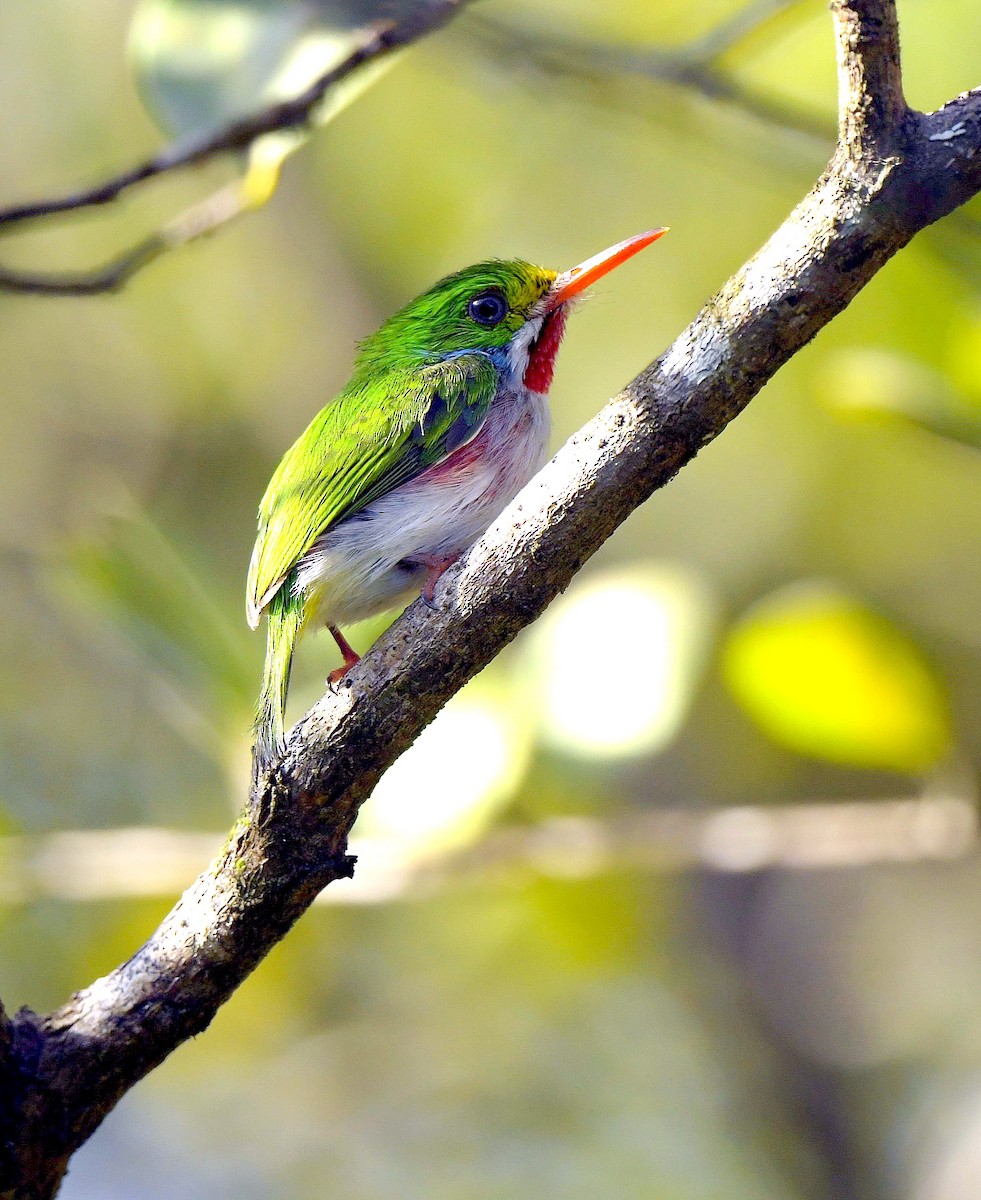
top-left (247, 259), bottom-right (556, 626)
top-left (247, 352), bottom-right (498, 623)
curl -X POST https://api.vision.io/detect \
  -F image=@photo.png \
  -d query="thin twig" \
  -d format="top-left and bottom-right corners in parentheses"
top-left (1, 793), bottom-right (975, 906)
top-left (0, 178), bottom-right (252, 295)
top-left (0, 3), bottom-right (465, 232)
top-left (0, 238), bottom-right (165, 297)
top-left (0, 0), bottom-right (471, 295)
top-left (691, 0), bottom-right (806, 61)
top-left (467, 11), bottom-right (835, 145)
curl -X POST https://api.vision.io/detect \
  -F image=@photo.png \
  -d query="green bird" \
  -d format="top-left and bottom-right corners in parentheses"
top-left (248, 228), bottom-right (667, 774)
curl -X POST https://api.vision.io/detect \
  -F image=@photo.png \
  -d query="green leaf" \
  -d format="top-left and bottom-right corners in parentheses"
top-left (722, 583), bottom-right (952, 773)
top-left (129, 0), bottom-right (406, 173)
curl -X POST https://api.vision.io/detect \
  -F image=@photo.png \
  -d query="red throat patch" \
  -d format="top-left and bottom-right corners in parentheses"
top-left (523, 307), bottom-right (569, 394)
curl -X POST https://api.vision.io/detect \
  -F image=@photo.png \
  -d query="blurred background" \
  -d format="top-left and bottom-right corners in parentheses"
top-left (1, 1), bottom-right (980, 1197)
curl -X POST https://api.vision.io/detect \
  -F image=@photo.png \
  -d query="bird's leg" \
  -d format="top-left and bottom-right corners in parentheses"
top-left (327, 624), bottom-right (360, 686)
top-left (416, 553), bottom-right (460, 609)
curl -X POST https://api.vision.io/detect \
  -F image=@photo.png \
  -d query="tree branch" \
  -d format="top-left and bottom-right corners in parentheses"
top-left (0, 0), bottom-right (472, 296)
top-left (832, 0), bottom-right (906, 158)
top-left (691, 0), bottom-right (803, 61)
top-left (2, 2), bottom-right (980, 1195)
top-left (466, 6), bottom-right (836, 147)
top-left (0, 179), bottom-right (258, 297)
top-left (1, 791), bottom-right (975, 910)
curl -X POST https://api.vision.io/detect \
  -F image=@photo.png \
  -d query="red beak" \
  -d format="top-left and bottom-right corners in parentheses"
top-left (546, 227), bottom-right (668, 311)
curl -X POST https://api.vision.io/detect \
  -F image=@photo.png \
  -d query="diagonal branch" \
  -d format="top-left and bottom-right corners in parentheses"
top-left (0, 2), bottom-right (468, 231)
top-left (467, 6), bottom-right (836, 147)
top-left (1, 2), bottom-right (979, 1196)
top-left (0, 0), bottom-right (472, 295)
top-left (0, 179), bottom-right (258, 296)
top-left (691, 0), bottom-right (805, 60)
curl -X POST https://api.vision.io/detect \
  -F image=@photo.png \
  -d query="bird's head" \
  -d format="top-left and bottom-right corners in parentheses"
top-left (355, 229), bottom-right (667, 395)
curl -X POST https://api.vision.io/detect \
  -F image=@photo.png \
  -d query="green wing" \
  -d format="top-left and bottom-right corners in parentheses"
top-left (247, 353), bottom-right (498, 626)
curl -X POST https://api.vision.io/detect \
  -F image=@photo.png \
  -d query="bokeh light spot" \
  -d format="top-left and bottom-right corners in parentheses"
top-left (529, 565), bottom-right (715, 760)
top-left (354, 680), bottom-right (528, 855)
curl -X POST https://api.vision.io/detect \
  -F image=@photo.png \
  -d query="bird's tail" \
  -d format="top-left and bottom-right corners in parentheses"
top-left (252, 581), bottom-right (304, 785)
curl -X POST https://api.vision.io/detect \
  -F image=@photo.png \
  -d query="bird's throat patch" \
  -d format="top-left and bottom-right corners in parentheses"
top-left (523, 307), bottom-right (569, 394)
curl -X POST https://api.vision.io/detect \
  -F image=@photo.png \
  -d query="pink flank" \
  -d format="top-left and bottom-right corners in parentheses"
top-left (419, 423), bottom-right (491, 483)
top-left (415, 309), bottom-right (568, 492)
top-left (415, 401), bottom-right (542, 500)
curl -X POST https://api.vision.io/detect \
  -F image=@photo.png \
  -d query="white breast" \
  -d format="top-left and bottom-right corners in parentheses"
top-left (294, 384), bottom-right (551, 627)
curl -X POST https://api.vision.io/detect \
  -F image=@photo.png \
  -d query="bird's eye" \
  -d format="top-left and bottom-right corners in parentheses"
top-left (467, 290), bottom-right (508, 327)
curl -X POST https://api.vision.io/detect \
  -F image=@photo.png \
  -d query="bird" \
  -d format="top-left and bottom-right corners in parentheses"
top-left (247, 228), bottom-right (667, 776)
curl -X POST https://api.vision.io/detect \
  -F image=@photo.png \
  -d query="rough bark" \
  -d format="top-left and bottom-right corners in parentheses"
top-left (1, 2), bottom-right (979, 1195)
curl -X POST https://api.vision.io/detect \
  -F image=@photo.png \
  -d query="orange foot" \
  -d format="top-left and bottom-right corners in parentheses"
top-left (417, 553), bottom-right (461, 610)
top-left (327, 624), bottom-right (360, 687)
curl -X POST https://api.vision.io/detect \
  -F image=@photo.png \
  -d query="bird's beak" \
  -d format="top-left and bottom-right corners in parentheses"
top-left (546, 227), bottom-right (668, 311)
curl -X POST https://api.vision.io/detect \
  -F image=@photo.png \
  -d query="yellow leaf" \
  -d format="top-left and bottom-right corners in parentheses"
top-left (722, 583), bottom-right (951, 773)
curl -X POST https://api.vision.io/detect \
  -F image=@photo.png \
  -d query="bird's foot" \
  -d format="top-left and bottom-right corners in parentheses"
top-left (327, 624), bottom-right (360, 689)
top-left (417, 553), bottom-right (460, 610)
top-left (327, 663), bottom-right (356, 690)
